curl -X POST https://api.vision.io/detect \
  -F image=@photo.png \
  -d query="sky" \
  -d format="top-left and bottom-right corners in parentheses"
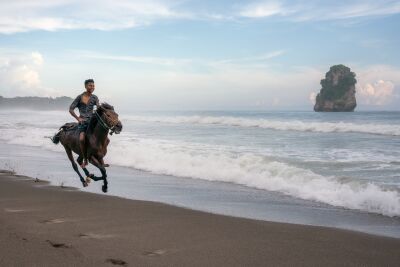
top-left (0, 0), bottom-right (399, 110)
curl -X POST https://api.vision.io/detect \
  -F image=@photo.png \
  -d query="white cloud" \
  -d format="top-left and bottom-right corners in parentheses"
top-left (79, 51), bottom-right (193, 67)
top-left (107, 62), bottom-right (323, 110)
top-left (52, 50), bottom-right (323, 109)
top-left (214, 50), bottom-right (285, 65)
top-left (357, 80), bottom-right (394, 105)
top-left (0, 0), bottom-right (186, 34)
top-left (328, 1), bottom-right (400, 19)
top-left (237, 0), bottom-right (400, 21)
top-left (0, 51), bottom-right (58, 97)
top-left (1, 0), bottom-right (400, 34)
top-left (355, 65), bottom-right (400, 106)
top-left (4, 49), bottom-right (398, 110)
top-left (75, 50), bottom-right (285, 69)
top-left (309, 91), bottom-right (317, 104)
top-left (31, 52), bottom-right (44, 66)
top-left (239, 1), bottom-right (288, 18)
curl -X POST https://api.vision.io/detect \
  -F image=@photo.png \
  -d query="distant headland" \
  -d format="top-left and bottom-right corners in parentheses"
top-left (314, 64), bottom-right (357, 112)
top-left (0, 96), bottom-right (73, 110)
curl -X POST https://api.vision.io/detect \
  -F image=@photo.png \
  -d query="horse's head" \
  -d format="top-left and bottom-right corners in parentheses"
top-left (97, 103), bottom-right (122, 134)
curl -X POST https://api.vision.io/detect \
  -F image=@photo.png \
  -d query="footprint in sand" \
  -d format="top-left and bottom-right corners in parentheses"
top-left (40, 218), bottom-right (66, 224)
top-left (105, 258), bottom-right (127, 266)
top-left (34, 178), bottom-right (47, 183)
top-left (46, 240), bottom-right (71, 249)
top-left (142, 249), bottom-right (168, 257)
top-left (79, 233), bottom-right (115, 239)
top-left (10, 232), bottom-right (27, 241)
top-left (4, 208), bottom-right (26, 213)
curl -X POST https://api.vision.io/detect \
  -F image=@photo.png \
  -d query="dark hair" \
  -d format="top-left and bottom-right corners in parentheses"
top-left (84, 79), bottom-right (94, 86)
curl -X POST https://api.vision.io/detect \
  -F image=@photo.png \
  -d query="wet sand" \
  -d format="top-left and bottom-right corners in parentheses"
top-left (1, 170), bottom-right (399, 266)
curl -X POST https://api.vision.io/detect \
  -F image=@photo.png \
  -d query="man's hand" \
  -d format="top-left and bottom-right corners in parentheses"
top-left (78, 117), bottom-right (85, 123)
top-left (70, 109), bottom-right (81, 123)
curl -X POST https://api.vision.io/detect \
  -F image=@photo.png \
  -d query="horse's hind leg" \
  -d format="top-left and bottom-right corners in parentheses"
top-left (89, 156), bottom-right (108, 193)
top-left (65, 147), bottom-right (88, 187)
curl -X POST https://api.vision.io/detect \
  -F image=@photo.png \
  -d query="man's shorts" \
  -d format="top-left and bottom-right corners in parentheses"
top-left (78, 120), bottom-right (89, 133)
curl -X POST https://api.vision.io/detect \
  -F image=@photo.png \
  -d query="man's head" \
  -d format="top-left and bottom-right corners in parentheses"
top-left (84, 79), bottom-right (95, 94)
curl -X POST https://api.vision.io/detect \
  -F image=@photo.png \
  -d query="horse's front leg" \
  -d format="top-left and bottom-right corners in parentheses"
top-left (89, 155), bottom-right (108, 193)
top-left (77, 156), bottom-right (94, 184)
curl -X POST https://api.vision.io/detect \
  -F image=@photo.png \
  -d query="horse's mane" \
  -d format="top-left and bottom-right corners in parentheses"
top-left (100, 102), bottom-right (114, 111)
top-left (87, 102), bottom-right (115, 134)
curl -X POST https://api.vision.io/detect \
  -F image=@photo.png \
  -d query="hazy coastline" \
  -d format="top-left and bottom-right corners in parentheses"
top-left (0, 96), bottom-right (73, 110)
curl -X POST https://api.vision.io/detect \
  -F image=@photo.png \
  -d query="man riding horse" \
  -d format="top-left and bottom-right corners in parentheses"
top-left (52, 79), bottom-right (122, 192)
top-left (69, 79), bottom-right (99, 168)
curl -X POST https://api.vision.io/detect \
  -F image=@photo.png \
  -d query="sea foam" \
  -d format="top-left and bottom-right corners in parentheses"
top-left (1, 111), bottom-right (399, 217)
top-left (126, 115), bottom-right (400, 136)
top-left (107, 137), bottom-right (400, 217)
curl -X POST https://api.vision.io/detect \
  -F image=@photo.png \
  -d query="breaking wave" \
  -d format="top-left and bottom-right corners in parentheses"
top-left (1, 110), bottom-right (399, 217)
top-left (126, 115), bottom-right (400, 136)
top-left (107, 137), bottom-right (400, 217)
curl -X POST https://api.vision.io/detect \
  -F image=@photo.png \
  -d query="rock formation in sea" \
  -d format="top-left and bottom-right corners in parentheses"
top-left (314, 64), bottom-right (357, 112)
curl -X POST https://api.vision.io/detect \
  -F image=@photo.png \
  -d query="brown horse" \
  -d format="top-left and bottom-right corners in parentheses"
top-left (52, 103), bottom-right (122, 192)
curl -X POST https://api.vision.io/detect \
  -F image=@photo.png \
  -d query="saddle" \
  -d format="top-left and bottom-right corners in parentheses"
top-left (60, 122), bottom-right (78, 131)
top-left (51, 122), bottom-right (78, 144)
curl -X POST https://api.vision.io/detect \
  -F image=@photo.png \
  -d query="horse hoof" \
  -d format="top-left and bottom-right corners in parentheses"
top-left (102, 185), bottom-right (108, 193)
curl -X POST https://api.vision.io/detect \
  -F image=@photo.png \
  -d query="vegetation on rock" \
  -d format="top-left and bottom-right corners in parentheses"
top-left (314, 65), bottom-right (357, 112)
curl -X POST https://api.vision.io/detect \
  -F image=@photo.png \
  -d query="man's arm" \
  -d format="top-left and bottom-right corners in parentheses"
top-left (69, 95), bottom-right (83, 122)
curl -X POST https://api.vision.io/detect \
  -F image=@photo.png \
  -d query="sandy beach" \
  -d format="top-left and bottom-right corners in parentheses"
top-left (1, 170), bottom-right (399, 267)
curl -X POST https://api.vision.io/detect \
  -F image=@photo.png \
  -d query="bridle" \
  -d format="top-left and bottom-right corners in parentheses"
top-left (94, 109), bottom-right (118, 135)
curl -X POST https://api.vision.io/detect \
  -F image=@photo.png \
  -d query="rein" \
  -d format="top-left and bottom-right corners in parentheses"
top-left (94, 110), bottom-right (115, 134)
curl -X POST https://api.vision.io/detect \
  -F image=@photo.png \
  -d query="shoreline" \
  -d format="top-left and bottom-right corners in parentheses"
top-left (1, 141), bottom-right (400, 239)
top-left (1, 170), bottom-right (400, 266)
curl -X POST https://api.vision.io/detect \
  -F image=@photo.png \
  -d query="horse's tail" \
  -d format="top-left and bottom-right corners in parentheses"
top-left (50, 123), bottom-right (78, 145)
top-left (51, 130), bottom-right (62, 144)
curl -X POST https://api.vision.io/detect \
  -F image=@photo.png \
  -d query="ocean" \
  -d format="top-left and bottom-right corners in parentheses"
top-left (1, 109), bottom-right (399, 237)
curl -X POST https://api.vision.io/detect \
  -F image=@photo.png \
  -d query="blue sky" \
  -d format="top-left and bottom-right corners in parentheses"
top-left (0, 0), bottom-right (399, 110)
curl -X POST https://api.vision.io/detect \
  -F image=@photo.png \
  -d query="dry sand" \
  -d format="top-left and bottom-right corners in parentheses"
top-left (1, 170), bottom-right (399, 266)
